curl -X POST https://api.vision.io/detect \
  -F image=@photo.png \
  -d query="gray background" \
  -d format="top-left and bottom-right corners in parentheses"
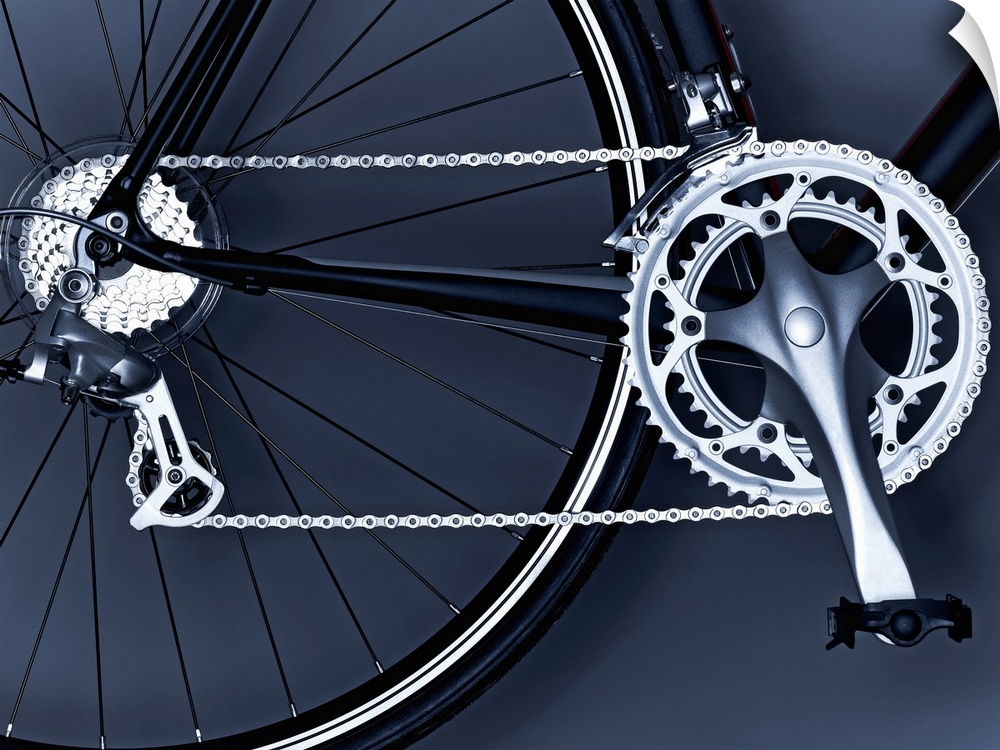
top-left (420, 2), bottom-right (1000, 748)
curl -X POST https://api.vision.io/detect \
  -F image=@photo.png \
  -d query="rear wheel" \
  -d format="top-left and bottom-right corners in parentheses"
top-left (0, 1), bottom-right (667, 747)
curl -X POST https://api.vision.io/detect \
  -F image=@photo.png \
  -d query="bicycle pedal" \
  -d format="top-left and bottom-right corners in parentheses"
top-left (826, 594), bottom-right (972, 649)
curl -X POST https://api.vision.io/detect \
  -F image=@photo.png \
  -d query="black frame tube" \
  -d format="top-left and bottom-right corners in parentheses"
top-left (89, 0), bottom-right (261, 218)
top-left (170, 0), bottom-right (272, 155)
top-left (656, 0), bottom-right (728, 74)
top-left (156, 244), bottom-right (633, 337)
top-left (892, 62), bottom-right (1000, 210)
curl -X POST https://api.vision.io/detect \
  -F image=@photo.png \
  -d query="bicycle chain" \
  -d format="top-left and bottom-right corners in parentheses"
top-left (157, 145), bottom-right (688, 172)
top-left (192, 500), bottom-right (833, 530)
top-left (141, 142), bottom-right (833, 530)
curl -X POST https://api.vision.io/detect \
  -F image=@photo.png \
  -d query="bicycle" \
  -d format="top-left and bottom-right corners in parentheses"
top-left (0, 2), bottom-right (996, 749)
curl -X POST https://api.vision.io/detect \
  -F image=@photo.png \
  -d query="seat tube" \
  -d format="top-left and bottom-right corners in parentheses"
top-left (654, 0), bottom-right (754, 126)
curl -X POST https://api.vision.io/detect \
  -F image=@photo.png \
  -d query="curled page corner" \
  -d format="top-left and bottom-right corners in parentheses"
top-left (950, 1), bottom-right (999, 118)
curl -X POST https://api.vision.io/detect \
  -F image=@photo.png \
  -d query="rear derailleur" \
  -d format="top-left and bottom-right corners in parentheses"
top-left (23, 269), bottom-right (223, 529)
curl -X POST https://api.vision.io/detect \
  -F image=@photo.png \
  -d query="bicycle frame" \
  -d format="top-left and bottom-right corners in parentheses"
top-left (0, 0), bottom-right (970, 611)
top-left (72, 1), bottom-right (1000, 613)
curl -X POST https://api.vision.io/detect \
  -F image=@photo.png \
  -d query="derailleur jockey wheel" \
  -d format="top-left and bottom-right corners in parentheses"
top-left (136, 438), bottom-right (217, 517)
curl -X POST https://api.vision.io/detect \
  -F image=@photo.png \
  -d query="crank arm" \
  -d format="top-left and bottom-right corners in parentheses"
top-left (707, 230), bottom-right (917, 604)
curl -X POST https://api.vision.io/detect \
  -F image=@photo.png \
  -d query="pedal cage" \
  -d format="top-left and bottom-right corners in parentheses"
top-left (826, 595), bottom-right (972, 649)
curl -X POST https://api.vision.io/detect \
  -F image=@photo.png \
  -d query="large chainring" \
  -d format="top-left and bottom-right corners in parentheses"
top-left (623, 138), bottom-right (990, 504)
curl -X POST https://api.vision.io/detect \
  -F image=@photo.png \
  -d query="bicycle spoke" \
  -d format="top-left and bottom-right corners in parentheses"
top-left (274, 290), bottom-right (620, 350)
top-left (201, 326), bottom-right (388, 675)
top-left (121, 0), bottom-right (163, 136)
top-left (11, 328), bottom-right (32, 358)
top-left (267, 166), bottom-right (602, 254)
top-left (3, 419), bottom-right (110, 739)
top-left (499, 262), bottom-right (611, 271)
top-left (130, 0), bottom-right (210, 137)
top-left (209, 0), bottom-right (396, 197)
top-left (0, 93), bottom-right (64, 156)
top-left (226, 0), bottom-right (398, 158)
top-left (0, 341), bottom-right (32, 362)
top-left (0, 401), bottom-right (78, 549)
top-left (0, 98), bottom-right (37, 164)
top-left (273, 292), bottom-right (570, 452)
top-left (230, 0), bottom-right (513, 154)
top-left (95, 0), bottom-right (134, 137)
top-left (153, 340), bottom-right (462, 614)
top-left (696, 354), bottom-right (764, 371)
top-left (139, 0), bottom-right (148, 110)
top-left (438, 309), bottom-right (604, 362)
top-left (0, 0), bottom-right (49, 159)
top-left (726, 248), bottom-right (744, 290)
top-left (148, 527), bottom-right (202, 743)
top-left (0, 291), bottom-right (26, 324)
top-left (168, 336), bottom-right (298, 718)
top-left (221, 0), bottom-right (320, 158)
top-left (307, 70), bottom-right (581, 156)
top-left (84, 412), bottom-right (107, 749)
top-left (0, 131), bottom-right (36, 161)
top-left (198, 325), bottom-right (527, 538)
top-left (0, 312), bottom-right (34, 327)
top-left (0, 329), bottom-right (34, 389)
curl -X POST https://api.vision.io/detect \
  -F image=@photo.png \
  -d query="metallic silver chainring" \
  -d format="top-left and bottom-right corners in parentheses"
top-left (624, 138), bottom-right (990, 505)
